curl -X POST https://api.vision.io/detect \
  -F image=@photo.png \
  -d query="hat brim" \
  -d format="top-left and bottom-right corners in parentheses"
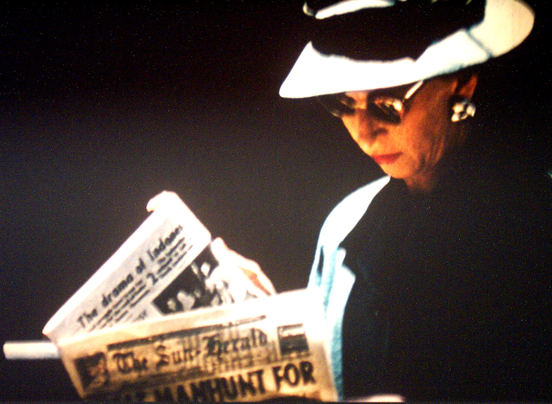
top-left (279, 0), bottom-right (534, 98)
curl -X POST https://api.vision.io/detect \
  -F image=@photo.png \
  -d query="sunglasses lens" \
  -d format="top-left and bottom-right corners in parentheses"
top-left (368, 102), bottom-right (402, 124)
top-left (316, 94), bottom-right (355, 117)
top-left (317, 94), bottom-right (403, 124)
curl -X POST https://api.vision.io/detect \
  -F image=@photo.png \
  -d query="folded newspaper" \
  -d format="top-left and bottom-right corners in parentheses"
top-left (43, 191), bottom-right (268, 344)
top-left (39, 191), bottom-right (337, 401)
top-left (58, 290), bottom-right (336, 401)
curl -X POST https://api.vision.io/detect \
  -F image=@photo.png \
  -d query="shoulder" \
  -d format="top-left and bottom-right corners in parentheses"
top-left (317, 176), bottom-right (390, 249)
top-left (444, 141), bottom-right (552, 216)
top-left (477, 149), bottom-right (552, 218)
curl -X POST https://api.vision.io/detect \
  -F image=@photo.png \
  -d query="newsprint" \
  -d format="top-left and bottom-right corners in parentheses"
top-left (40, 191), bottom-right (336, 400)
top-left (58, 290), bottom-right (337, 401)
top-left (43, 191), bottom-right (269, 344)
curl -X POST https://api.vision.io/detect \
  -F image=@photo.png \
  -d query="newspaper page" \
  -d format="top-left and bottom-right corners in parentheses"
top-left (43, 191), bottom-right (267, 344)
top-left (57, 289), bottom-right (337, 401)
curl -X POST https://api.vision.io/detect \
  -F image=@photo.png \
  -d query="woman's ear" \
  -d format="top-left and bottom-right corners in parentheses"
top-left (456, 74), bottom-right (478, 99)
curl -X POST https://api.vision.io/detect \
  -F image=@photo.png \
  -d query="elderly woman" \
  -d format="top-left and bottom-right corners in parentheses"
top-left (279, 0), bottom-right (551, 401)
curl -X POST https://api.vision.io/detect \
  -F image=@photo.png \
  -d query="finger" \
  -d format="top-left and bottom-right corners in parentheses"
top-left (211, 238), bottom-right (276, 295)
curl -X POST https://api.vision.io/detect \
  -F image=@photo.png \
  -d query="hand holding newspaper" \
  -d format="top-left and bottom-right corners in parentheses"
top-left (5, 191), bottom-right (337, 401)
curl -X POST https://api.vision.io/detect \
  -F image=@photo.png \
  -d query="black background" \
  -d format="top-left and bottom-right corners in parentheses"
top-left (1, 1), bottom-right (550, 400)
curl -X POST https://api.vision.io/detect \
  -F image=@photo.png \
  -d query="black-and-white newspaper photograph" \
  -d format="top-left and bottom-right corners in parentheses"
top-left (2, 0), bottom-right (552, 401)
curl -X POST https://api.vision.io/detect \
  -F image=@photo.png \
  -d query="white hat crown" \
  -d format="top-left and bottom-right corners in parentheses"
top-left (280, 0), bottom-right (534, 98)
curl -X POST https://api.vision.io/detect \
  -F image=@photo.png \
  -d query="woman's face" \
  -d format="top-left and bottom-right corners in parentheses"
top-left (340, 76), bottom-right (476, 193)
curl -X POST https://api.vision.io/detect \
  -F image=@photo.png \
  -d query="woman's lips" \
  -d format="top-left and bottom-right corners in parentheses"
top-left (372, 153), bottom-right (402, 165)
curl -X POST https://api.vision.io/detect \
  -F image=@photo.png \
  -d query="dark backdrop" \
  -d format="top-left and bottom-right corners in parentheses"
top-left (1, 1), bottom-right (550, 400)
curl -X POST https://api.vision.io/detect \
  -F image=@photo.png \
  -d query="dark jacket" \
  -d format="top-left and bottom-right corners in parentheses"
top-left (313, 140), bottom-right (552, 400)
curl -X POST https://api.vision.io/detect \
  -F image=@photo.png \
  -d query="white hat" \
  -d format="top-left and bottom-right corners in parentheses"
top-left (279, 0), bottom-right (534, 98)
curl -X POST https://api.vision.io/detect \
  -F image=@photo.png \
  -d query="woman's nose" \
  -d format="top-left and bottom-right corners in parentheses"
top-left (342, 109), bottom-right (386, 144)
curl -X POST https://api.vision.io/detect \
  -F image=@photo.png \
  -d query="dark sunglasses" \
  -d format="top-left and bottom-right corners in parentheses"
top-left (316, 80), bottom-right (424, 124)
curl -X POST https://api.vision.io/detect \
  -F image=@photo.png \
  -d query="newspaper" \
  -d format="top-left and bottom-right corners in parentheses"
top-left (43, 191), bottom-right (269, 344)
top-left (40, 191), bottom-right (336, 400)
top-left (57, 289), bottom-right (337, 401)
